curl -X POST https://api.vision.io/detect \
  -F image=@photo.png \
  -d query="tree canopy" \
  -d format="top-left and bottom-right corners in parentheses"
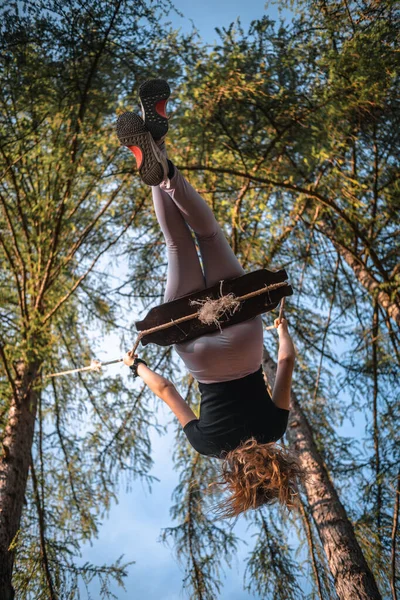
top-left (0, 0), bottom-right (399, 598)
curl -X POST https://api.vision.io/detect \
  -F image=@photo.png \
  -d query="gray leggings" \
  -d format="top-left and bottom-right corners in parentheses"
top-left (153, 168), bottom-right (263, 383)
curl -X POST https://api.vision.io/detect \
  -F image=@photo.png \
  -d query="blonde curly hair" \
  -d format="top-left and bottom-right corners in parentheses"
top-left (208, 437), bottom-right (304, 518)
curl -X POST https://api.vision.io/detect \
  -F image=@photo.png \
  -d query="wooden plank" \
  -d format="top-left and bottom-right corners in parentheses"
top-left (135, 269), bottom-right (293, 347)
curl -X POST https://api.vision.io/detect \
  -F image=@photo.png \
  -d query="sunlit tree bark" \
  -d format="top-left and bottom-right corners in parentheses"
top-left (0, 0), bottom-right (189, 597)
top-left (262, 348), bottom-right (382, 600)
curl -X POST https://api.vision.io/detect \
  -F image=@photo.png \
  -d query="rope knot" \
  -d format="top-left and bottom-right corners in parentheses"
top-left (90, 359), bottom-right (102, 373)
top-left (189, 291), bottom-right (241, 329)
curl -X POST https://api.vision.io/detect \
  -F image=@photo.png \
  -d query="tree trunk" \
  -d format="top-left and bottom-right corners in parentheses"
top-left (337, 244), bottom-right (399, 325)
top-left (317, 225), bottom-right (400, 326)
top-left (262, 348), bottom-right (382, 600)
top-left (0, 360), bottom-right (39, 600)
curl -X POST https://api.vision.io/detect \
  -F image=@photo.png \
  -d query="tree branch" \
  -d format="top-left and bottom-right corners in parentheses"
top-left (390, 469), bottom-right (400, 600)
top-left (298, 500), bottom-right (325, 600)
top-left (177, 163), bottom-right (390, 281)
top-left (0, 344), bottom-right (17, 401)
top-left (41, 197), bottom-right (144, 325)
top-left (47, 174), bottom-right (129, 288)
top-left (0, 193), bottom-right (27, 316)
top-left (30, 454), bottom-right (57, 600)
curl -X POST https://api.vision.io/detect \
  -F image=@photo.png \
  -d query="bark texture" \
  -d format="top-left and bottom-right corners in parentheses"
top-left (0, 361), bottom-right (39, 600)
top-left (336, 244), bottom-right (399, 326)
top-left (262, 348), bottom-right (382, 600)
top-left (317, 225), bottom-right (400, 326)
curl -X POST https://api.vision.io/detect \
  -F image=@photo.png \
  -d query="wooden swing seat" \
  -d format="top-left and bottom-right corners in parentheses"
top-left (135, 268), bottom-right (293, 347)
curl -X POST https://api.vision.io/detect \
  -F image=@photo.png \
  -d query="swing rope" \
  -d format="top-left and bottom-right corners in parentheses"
top-left (265, 296), bottom-right (286, 330)
top-left (46, 281), bottom-right (288, 379)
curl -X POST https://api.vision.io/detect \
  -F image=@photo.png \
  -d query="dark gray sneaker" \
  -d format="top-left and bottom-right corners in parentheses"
top-left (138, 79), bottom-right (170, 141)
top-left (116, 112), bottom-right (168, 186)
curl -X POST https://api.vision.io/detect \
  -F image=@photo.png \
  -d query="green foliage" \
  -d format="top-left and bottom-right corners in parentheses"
top-left (244, 509), bottom-right (305, 600)
top-left (0, 0), bottom-right (194, 597)
top-left (1, 0), bottom-right (399, 598)
top-left (159, 387), bottom-right (240, 600)
top-left (158, 1), bottom-right (399, 597)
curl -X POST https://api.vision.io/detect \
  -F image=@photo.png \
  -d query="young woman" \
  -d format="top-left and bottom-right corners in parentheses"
top-left (117, 80), bottom-right (302, 517)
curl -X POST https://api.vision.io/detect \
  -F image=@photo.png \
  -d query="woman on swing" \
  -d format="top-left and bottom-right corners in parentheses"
top-left (117, 80), bottom-right (301, 518)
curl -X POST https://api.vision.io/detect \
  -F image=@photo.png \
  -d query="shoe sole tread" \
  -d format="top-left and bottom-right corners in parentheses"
top-left (116, 112), bottom-right (166, 186)
top-left (139, 79), bottom-right (170, 140)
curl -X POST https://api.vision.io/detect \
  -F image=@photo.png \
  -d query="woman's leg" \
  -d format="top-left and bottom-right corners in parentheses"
top-left (160, 167), bottom-right (263, 384)
top-left (152, 184), bottom-right (206, 302)
top-left (160, 168), bottom-right (245, 286)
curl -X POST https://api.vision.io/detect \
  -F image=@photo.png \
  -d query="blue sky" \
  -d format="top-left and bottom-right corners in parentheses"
top-left (169, 0), bottom-right (294, 43)
top-left (78, 2), bottom-right (357, 599)
top-left (81, 2), bottom-right (295, 597)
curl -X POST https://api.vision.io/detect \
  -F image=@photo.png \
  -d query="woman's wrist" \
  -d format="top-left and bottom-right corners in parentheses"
top-left (136, 361), bottom-right (148, 377)
top-left (129, 357), bottom-right (148, 378)
top-left (278, 328), bottom-right (291, 338)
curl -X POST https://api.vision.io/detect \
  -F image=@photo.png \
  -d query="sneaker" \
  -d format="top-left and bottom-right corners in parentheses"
top-left (138, 79), bottom-right (170, 141)
top-left (116, 112), bottom-right (169, 186)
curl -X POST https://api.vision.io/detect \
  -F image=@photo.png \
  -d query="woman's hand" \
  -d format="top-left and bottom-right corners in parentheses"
top-left (275, 317), bottom-right (295, 363)
top-left (272, 318), bottom-right (295, 410)
top-left (123, 350), bottom-right (138, 367)
top-left (274, 317), bottom-right (289, 335)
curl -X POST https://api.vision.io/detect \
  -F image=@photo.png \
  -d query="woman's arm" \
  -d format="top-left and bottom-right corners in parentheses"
top-left (123, 351), bottom-right (197, 427)
top-left (158, 385), bottom-right (198, 427)
top-left (271, 318), bottom-right (295, 411)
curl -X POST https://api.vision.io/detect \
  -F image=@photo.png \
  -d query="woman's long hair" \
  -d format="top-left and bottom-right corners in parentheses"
top-left (208, 437), bottom-right (304, 518)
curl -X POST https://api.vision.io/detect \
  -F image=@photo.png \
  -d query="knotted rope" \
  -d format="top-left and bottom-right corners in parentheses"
top-left (189, 281), bottom-right (241, 331)
top-left (46, 358), bottom-right (123, 379)
top-left (265, 296), bottom-right (286, 330)
top-left (46, 280), bottom-right (288, 379)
